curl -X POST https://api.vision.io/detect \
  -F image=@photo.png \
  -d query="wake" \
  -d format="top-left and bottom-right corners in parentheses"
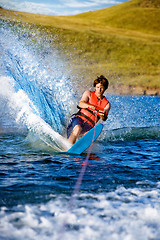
top-left (0, 23), bottom-right (75, 151)
top-left (0, 76), bottom-right (72, 151)
top-left (102, 126), bottom-right (160, 142)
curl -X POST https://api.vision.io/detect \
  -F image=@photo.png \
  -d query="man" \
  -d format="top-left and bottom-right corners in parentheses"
top-left (67, 75), bottom-right (111, 144)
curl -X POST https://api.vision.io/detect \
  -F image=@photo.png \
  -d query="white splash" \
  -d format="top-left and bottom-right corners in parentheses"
top-left (0, 76), bottom-right (72, 151)
top-left (0, 186), bottom-right (160, 240)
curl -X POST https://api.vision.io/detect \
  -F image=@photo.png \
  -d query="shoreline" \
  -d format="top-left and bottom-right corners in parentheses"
top-left (108, 85), bottom-right (160, 96)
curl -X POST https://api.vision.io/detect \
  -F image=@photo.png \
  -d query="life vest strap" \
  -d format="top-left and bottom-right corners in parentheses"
top-left (77, 105), bottom-right (99, 118)
top-left (84, 108), bottom-right (99, 117)
top-left (77, 112), bottom-right (95, 127)
top-left (77, 108), bottom-right (100, 126)
top-left (71, 105), bottom-right (100, 127)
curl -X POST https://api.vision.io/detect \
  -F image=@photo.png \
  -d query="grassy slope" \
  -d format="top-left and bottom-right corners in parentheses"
top-left (0, 0), bottom-right (160, 93)
top-left (71, 0), bottom-right (160, 34)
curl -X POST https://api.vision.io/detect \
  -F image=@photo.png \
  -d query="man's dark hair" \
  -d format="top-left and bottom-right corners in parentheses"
top-left (93, 75), bottom-right (109, 90)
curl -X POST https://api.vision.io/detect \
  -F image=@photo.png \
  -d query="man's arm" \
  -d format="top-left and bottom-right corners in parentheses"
top-left (99, 102), bottom-right (111, 121)
top-left (78, 90), bottom-right (95, 110)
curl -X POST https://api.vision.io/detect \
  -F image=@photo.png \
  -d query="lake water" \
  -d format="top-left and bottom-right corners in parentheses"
top-left (0, 20), bottom-right (160, 240)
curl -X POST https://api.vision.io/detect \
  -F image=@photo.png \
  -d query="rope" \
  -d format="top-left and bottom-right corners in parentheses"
top-left (56, 110), bottom-right (99, 240)
top-left (68, 115), bottom-right (97, 210)
top-left (68, 107), bottom-right (100, 207)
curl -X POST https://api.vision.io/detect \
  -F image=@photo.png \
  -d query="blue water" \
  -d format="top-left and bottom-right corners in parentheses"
top-left (0, 20), bottom-right (160, 240)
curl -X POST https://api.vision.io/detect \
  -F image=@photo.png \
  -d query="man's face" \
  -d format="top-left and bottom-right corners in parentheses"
top-left (95, 83), bottom-right (105, 98)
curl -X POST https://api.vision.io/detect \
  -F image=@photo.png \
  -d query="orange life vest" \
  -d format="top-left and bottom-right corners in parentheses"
top-left (77, 91), bottom-right (109, 127)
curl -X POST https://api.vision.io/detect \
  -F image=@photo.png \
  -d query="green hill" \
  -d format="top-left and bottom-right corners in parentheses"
top-left (0, 0), bottom-right (160, 95)
top-left (72, 0), bottom-right (160, 34)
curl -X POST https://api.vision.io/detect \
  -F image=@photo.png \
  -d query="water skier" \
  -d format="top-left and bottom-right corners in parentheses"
top-left (67, 75), bottom-right (111, 144)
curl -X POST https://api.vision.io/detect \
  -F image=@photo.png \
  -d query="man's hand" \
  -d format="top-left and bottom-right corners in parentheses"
top-left (89, 105), bottom-right (96, 110)
top-left (98, 110), bottom-right (107, 121)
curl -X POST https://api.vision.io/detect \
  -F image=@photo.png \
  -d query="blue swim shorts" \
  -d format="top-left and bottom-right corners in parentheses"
top-left (67, 116), bottom-right (92, 138)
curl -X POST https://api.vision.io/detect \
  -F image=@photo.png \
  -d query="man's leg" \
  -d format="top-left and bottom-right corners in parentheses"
top-left (68, 125), bottom-right (82, 144)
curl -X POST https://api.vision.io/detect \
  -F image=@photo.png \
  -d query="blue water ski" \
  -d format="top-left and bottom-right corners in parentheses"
top-left (66, 123), bottom-right (103, 155)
